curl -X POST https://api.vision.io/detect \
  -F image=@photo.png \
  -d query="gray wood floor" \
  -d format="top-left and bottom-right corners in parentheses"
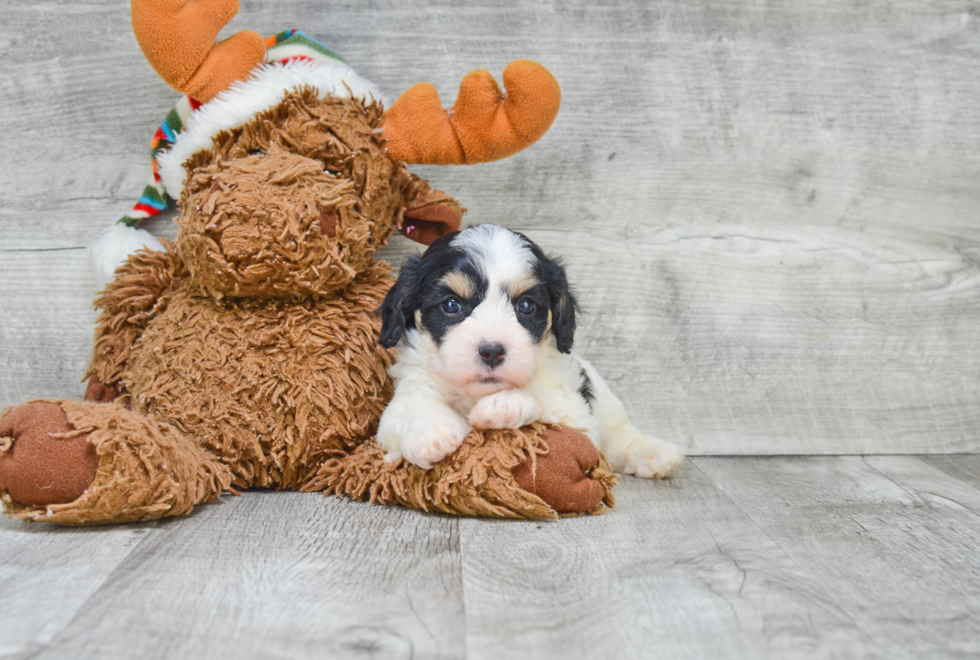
top-left (2, 456), bottom-right (978, 660)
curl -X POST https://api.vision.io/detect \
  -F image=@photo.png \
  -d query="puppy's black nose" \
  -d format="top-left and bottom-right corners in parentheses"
top-left (478, 343), bottom-right (506, 369)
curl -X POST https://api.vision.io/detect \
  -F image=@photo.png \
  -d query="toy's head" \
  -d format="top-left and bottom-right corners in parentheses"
top-left (169, 90), bottom-right (453, 300)
top-left (92, 0), bottom-right (562, 299)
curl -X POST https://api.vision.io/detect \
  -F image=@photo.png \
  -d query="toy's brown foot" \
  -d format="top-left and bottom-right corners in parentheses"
top-left (1, 399), bottom-right (231, 525)
top-left (0, 402), bottom-right (99, 506)
top-left (512, 426), bottom-right (607, 514)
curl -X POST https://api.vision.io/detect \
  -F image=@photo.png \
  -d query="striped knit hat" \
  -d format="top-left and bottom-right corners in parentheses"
top-left (89, 29), bottom-right (384, 287)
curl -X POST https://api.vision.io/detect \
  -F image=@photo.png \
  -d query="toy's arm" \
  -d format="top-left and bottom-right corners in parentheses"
top-left (84, 241), bottom-right (186, 399)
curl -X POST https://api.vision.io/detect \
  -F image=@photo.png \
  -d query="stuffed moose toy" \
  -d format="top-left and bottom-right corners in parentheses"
top-left (0, 0), bottom-right (616, 525)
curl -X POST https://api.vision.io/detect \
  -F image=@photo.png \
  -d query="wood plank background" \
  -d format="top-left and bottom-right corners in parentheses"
top-left (2, 0), bottom-right (979, 454)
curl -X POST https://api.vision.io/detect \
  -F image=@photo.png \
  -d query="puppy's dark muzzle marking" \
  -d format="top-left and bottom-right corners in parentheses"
top-left (479, 343), bottom-right (506, 369)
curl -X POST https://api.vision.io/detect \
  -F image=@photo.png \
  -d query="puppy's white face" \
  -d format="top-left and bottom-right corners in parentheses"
top-left (380, 224), bottom-right (576, 400)
top-left (418, 226), bottom-right (549, 399)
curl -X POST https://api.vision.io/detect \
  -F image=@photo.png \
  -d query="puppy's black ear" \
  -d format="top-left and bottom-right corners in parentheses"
top-left (377, 255), bottom-right (423, 348)
top-left (539, 252), bottom-right (577, 354)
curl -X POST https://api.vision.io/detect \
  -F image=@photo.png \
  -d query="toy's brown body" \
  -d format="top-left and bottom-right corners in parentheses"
top-left (105, 253), bottom-right (393, 491)
top-left (0, 2), bottom-right (615, 525)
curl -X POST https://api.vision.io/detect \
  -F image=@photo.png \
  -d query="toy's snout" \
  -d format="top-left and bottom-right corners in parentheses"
top-left (176, 148), bottom-right (368, 300)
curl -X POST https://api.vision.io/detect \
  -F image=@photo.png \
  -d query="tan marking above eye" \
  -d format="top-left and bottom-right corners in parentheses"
top-left (440, 271), bottom-right (475, 299)
top-left (507, 272), bottom-right (541, 298)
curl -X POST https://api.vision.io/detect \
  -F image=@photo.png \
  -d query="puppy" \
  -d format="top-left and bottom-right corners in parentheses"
top-left (376, 224), bottom-right (683, 478)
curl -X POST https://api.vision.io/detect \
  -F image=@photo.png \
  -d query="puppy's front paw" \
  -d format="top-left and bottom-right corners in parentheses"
top-left (400, 414), bottom-right (472, 469)
top-left (625, 440), bottom-right (684, 479)
top-left (468, 390), bottom-right (542, 430)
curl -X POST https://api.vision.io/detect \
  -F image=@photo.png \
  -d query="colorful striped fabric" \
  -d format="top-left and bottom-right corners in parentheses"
top-left (118, 30), bottom-right (347, 226)
top-left (263, 29), bottom-right (348, 66)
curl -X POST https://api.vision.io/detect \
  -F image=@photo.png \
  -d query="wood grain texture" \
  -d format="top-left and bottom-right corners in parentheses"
top-left (0, 250), bottom-right (99, 403)
top-left (25, 492), bottom-right (464, 660)
top-left (864, 454), bottom-right (980, 515)
top-left (696, 456), bottom-right (980, 659)
top-left (2, 2), bottom-right (979, 452)
top-left (4, 458), bottom-right (980, 658)
top-left (922, 455), bottom-right (980, 488)
top-left (0, 517), bottom-right (158, 659)
top-left (458, 465), bottom-right (865, 660)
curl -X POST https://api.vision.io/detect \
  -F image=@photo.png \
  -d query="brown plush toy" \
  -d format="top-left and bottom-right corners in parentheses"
top-left (0, 0), bottom-right (616, 525)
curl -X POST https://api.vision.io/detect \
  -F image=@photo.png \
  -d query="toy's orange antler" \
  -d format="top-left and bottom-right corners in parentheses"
top-left (131, 0), bottom-right (267, 102)
top-left (382, 60), bottom-right (561, 165)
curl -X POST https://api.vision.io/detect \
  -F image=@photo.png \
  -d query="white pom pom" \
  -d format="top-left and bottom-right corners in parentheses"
top-left (87, 224), bottom-right (164, 290)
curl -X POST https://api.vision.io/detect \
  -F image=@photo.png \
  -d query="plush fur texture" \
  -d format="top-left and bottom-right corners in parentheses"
top-left (0, 93), bottom-right (614, 523)
top-left (377, 224), bottom-right (685, 478)
top-left (176, 93), bottom-right (408, 299)
top-left (157, 58), bottom-right (384, 199)
top-left (126, 257), bottom-right (395, 489)
top-left (1, 399), bottom-right (229, 525)
top-left (88, 224), bottom-right (165, 289)
top-left (307, 422), bottom-right (616, 519)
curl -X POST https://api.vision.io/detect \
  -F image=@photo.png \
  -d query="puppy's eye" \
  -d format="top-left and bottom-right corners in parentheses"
top-left (516, 298), bottom-right (535, 315)
top-left (442, 299), bottom-right (462, 315)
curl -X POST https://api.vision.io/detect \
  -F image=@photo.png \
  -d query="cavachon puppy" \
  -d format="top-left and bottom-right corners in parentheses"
top-left (377, 224), bottom-right (685, 477)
